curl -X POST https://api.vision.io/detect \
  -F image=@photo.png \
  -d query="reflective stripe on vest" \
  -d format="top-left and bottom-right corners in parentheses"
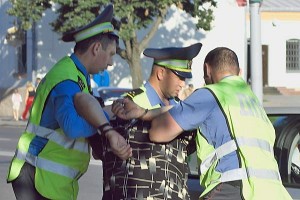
top-left (200, 137), bottom-right (273, 174)
top-left (15, 149), bottom-right (80, 179)
top-left (217, 167), bottom-right (281, 183)
top-left (26, 123), bottom-right (89, 153)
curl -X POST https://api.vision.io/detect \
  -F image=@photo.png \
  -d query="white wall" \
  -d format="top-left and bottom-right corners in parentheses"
top-left (193, 1), bottom-right (247, 87)
top-left (260, 20), bottom-right (300, 88)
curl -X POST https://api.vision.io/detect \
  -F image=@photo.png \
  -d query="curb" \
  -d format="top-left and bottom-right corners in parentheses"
top-left (0, 117), bottom-right (27, 127)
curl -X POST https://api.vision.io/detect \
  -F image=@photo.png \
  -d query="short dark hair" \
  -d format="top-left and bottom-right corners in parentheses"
top-left (204, 47), bottom-right (240, 75)
top-left (74, 33), bottom-right (119, 54)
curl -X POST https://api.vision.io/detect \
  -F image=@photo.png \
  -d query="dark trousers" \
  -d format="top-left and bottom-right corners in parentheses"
top-left (202, 181), bottom-right (242, 200)
top-left (11, 162), bottom-right (49, 200)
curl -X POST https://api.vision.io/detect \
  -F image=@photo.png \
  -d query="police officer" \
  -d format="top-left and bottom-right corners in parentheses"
top-left (108, 43), bottom-right (202, 199)
top-left (115, 47), bottom-right (293, 200)
top-left (75, 43), bottom-right (202, 199)
top-left (7, 5), bottom-right (131, 200)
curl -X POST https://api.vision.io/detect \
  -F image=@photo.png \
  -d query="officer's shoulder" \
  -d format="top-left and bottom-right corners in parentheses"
top-left (125, 88), bottom-right (144, 99)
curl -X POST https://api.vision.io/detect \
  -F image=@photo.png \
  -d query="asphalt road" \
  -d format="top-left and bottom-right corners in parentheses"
top-left (1, 110), bottom-right (300, 199)
top-left (0, 125), bottom-right (103, 200)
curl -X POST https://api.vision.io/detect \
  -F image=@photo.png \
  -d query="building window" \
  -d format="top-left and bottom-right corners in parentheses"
top-left (286, 39), bottom-right (300, 72)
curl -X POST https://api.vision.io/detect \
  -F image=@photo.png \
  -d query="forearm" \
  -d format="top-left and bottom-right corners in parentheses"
top-left (74, 92), bottom-right (132, 160)
top-left (53, 94), bottom-right (96, 138)
top-left (149, 111), bottom-right (183, 143)
top-left (112, 98), bottom-right (173, 121)
top-left (74, 92), bottom-right (110, 127)
top-left (141, 105), bottom-right (173, 121)
top-left (103, 105), bottom-right (114, 119)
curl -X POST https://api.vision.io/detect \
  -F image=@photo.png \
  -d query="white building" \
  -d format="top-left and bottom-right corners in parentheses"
top-left (256, 0), bottom-right (300, 89)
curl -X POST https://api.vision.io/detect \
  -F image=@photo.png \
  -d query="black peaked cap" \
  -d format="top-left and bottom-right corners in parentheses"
top-left (143, 43), bottom-right (202, 78)
top-left (143, 43), bottom-right (202, 60)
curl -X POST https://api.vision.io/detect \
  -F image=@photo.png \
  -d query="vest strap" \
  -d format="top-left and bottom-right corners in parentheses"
top-left (200, 137), bottom-right (273, 174)
top-left (26, 123), bottom-right (89, 153)
top-left (15, 149), bottom-right (80, 179)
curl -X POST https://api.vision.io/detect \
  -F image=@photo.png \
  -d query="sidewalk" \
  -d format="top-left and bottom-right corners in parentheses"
top-left (264, 94), bottom-right (300, 107)
top-left (0, 116), bottom-right (27, 127)
top-left (1, 94), bottom-right (300, 127)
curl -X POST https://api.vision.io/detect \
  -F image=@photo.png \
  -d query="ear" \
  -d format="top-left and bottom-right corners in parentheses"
top-left (92, 42), bottom-right (102, 56)
top-left (203, 63), bottom-right (210, 77)
top-left (157, 67), bottom-right (165, 81)
top-left (238, 67), bottom-right (242, 76)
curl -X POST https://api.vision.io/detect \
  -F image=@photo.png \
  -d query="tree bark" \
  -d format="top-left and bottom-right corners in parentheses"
top-left (128, 46), bottom-right (143, 88)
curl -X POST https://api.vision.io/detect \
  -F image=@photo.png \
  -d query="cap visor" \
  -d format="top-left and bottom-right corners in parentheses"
top-left (172, 70), bottom-right (192, 79)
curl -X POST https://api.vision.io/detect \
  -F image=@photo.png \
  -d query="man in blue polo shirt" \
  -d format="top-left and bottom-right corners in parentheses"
top-left (7, 5), bottom-right (131, 200)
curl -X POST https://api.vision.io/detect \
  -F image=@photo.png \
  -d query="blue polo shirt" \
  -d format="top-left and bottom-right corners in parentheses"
top-left (143, 81), bottom-right (178, 106)
top-left (29, 54), bottom-right (98, 156)
top-left (40, 53), bottom-right (96, 138)
top-left (169, 87), bottom-right (239, 173)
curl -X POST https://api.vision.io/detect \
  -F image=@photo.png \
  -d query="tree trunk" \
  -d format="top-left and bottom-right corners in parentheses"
top-left (128, 50), bottom-right (143, 88)
top-left (120, 8), bottom-right (168, 88)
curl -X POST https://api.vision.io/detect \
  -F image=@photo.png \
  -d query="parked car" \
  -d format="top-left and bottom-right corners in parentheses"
top-left (97, 87), bottom-right (131, 106)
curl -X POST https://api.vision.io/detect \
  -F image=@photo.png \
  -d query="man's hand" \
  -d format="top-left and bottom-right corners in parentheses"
top-left (106, 130), bottom-right (132, 160)
top-left (111, 98), bottom-right (145, 120)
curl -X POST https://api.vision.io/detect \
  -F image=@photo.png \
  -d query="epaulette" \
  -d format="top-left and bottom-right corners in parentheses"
top-left (126, 88), bottom-right (144, 100)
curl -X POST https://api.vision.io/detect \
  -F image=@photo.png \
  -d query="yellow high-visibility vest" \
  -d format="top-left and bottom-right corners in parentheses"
top-left (7, 56), bottom-right (91, 200)
top-left (197, 76), bottom-right (292, 199)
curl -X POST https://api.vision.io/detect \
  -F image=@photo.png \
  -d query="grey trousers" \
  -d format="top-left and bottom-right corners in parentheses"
top-left (202, 181), bottom-right (243, 200)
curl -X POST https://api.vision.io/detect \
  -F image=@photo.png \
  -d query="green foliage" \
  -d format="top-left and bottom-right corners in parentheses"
top-left (193, 0), bottom-right (217, 30)
top-left (7, 0), bottom-right (51, 30)
top-left (111, 0), bottom-right (172, 40)
top-left (50, 0), bottom-right (110, 33)
top-left (50, 0), bottom-right (216, 38)
top-left (7, 0), bottom-right (216, 40)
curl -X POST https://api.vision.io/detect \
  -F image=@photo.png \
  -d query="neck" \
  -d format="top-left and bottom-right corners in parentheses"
top-left (75, 52), bottom-right (91, 73)
top-left (148, 79), bottom-right (170, 106)
top-left (215, 72), bottom-right (235, 83)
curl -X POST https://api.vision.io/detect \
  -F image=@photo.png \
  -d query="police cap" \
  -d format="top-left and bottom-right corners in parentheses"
top-left (143, 43), bottom-right (202, 78)
top-left (62, 4), bottom-right (118, 42)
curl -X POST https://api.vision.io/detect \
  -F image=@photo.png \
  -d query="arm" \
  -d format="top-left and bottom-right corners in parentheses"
top-left (149, 111), bottom-right (183, 143)
top-left (74, 92), bottom-right (132, 160)
top-left (74, 92), bottom-right (110, 127)
top-left (112, 98), bottom-right (173, 121)
top-left (46, 81), bottom-right (132, 160)
top-left (150, 89), bottom-right (217, 143)
top-left (51, 81), bottom-right (97, 138)
top-left (111, 97), bottom-right (181, 142)
top-left (102, 105), bottom-right (114, 119)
